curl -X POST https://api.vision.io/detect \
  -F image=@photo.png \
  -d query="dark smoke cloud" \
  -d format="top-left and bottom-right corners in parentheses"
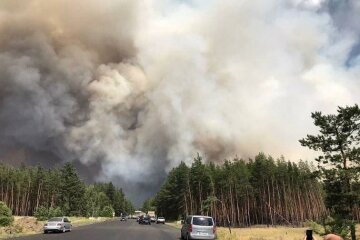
top-left (0, 0), bottom-right (359, 204)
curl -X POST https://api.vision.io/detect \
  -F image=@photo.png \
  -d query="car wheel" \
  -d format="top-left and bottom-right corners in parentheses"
top-left (44, 230), bottom-right (48, 234)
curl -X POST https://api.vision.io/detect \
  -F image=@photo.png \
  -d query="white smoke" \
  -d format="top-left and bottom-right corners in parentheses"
top-left (0, 0), bottom-right (359, 201)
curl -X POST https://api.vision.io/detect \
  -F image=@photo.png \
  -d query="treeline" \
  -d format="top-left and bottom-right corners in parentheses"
top-left (0, 162), bottom-right (134, 217)
top-left (155, 153), bottom-right (327, 226)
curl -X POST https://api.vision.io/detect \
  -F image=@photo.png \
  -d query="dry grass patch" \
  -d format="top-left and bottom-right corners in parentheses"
top-left (217, 226), bottom-right (322, 240)
top-left (167, 223), bottom-right (360, 239)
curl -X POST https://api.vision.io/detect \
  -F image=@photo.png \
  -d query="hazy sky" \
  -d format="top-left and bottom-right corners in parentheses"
top-left (0, 0), bottom-right (359, 204)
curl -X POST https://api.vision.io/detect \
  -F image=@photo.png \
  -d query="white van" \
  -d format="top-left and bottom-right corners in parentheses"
top-left (180, 215), bottom-right (216, 240)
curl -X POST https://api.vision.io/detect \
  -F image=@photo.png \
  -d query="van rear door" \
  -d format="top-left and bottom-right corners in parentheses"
top-left (191, 216), bottom-right (214, 237)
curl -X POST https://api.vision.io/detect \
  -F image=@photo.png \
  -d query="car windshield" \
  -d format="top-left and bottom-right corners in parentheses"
top-left (158, 217), bottom-right (164, 219)
top-left (48, 217), bottom-right (63, 222)
top-left (192, 217), bottom-right (213, 226)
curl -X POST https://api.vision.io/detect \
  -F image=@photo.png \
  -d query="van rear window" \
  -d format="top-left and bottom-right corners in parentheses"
top-left (192, 217), bottom-right (213, 226)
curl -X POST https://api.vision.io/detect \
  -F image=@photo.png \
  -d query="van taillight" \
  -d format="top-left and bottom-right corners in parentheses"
top-left (189, 224), bottom-right (192, 232)
top-left (213, 226), bottom-right (216, 234)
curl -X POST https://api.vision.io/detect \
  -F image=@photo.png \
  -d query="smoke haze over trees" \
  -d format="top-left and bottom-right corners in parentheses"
top-left (0, 0), bottom-right (360, 203)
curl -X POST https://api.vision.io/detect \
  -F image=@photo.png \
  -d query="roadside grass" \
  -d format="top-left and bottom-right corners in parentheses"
top-left (217, 224), bottom-right (360, 240)
top-left (168, 221), bottom-right (360, 239)
top-left (69, 217), bottom-right (111, 227)
top-left (217, 226), bottom-right (322, 240)
top-left (0, 216), bottom-right (111, 239)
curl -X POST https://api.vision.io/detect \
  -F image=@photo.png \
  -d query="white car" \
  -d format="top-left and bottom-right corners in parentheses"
top-left (44, 217), bottom-right (72, 233)
top-left (156, 217), bottom-right (165, 224)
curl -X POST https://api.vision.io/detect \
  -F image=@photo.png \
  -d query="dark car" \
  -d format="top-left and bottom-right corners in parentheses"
top-left (139, 216), bottom-right (151, 225)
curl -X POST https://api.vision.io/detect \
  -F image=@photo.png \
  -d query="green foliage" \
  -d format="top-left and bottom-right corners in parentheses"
top-left (300, 104), bottom-right (360, 239)
top-left (0, 162), bottom-right (134, 219)
top-left (34, 206), bottom-right (63, 221)
top-left (305, 220), bottom-right (325, 235)
top-left (100, 206), bottom-right (114, 217)
top-left (141, 198), bottom-right (156, 213)
top-left (0, 201), bottom-right (13, 226)
top-left (154, 153), bottom-right (325, 226)
top-left (155, 161), bottom-right (190, 220)
top-left (59, 162), bottom-right (86, 216)
top-left (325, 218), bottom-right (352, 239)
top-left (34, 206), bottom-right (49, 221)
top-left (49, 207), bottom-right (63, 218)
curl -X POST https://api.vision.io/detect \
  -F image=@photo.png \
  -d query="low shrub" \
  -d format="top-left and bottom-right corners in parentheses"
top-left (99, 206), bottom-right (114, 218)
top-left (0, 201), bottom-right (14, 226)
top-left (34, 206), bottom-right (63, 221)
top-left (34, 206), bottom-right (49, 221)
top-left (48, 207), bottom-right (63, 218)
top-left (305, 220), bottom-right (325, 235)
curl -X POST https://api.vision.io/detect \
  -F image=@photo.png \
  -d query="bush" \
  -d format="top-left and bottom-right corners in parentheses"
top-left (100, 206), bottom-right (114, 218)
top-left (34, 206), bottom-right (63, 221)
top-left (0, 201), bottom-right (14, 226)
top-left (48, 207), bottom-right (63, 218)
top-left (305, 220), bottom-right (325, 235)
top-left (34, 206), bottom-right (49, 221)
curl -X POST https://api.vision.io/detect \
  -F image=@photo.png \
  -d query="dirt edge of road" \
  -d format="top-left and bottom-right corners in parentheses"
top-left (0, 216), bottom-right (112, 239)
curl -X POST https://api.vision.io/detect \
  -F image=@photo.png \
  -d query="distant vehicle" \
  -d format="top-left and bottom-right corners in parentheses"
top-left (181, 215), bottom-right (216, 240)
top-left (133, 210), bottom-right (145, 219)
top-left (120, 216), bottom-right (127, 221)
top-left (156, 217), bottom-right (165, 224)
top-left (147, 211), bottom-right (156, 222)
top-left (139, 215), bottom-right (151, 225)
top-left (43, 217), bottom-right (72, 234)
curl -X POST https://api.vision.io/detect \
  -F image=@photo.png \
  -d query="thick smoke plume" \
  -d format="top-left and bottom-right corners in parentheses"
top-left (0, 0), bottom-right (359, 204)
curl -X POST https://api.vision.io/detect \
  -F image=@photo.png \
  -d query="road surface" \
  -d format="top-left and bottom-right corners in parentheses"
top-left (12, 219), bottom-right (180, 240)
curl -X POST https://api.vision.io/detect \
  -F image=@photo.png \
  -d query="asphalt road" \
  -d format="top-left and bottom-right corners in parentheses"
top-left (11, 219), bottom-right (180, 240)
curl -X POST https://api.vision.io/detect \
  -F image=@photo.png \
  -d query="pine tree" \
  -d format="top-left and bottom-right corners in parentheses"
top-left (300, 104), bottom-right (360, 239)
top-left (59, 162), bottom-right (85, 216)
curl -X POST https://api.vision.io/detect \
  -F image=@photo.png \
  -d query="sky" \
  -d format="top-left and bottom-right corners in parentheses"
top-left (0, 0), bottom-right (359, 205)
